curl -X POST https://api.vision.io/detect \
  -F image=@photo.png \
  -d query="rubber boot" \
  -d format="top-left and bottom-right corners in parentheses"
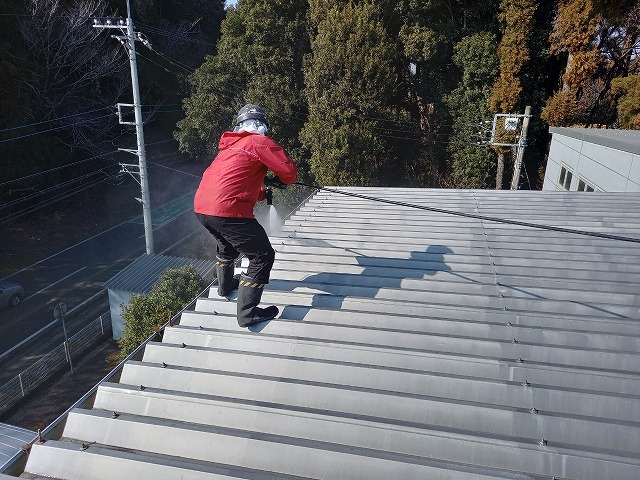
top-left (216, 256), bottom-right (239, 297)
top-left (237, 274), bottom-right (279, 327)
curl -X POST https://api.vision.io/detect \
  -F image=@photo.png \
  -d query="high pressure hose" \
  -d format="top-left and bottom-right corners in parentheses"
top-left (293, 182), bottom-right (640, 245)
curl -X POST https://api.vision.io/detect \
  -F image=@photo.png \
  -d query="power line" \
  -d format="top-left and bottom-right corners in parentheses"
top-left (0, 151), bottom-right (117, 187)
top-left (136, 22), bottom-right (216, 48)
top-left (0, 107), bottom-right (112, 134)
top-left (0, 166), bottom-right (120, 209)
top-left (0, 113), bottom-right (115, 143)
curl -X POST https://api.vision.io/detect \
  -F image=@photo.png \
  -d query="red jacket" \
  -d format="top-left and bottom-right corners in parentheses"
top-left (194, 131), bottom-right (298, 218)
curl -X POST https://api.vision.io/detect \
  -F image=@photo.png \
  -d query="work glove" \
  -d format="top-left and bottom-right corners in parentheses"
top-left (264, 175), bottom-right (287, 189)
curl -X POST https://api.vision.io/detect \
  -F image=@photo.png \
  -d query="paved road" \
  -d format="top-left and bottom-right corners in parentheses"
top-left (0, 191), bottom-right (203, 380)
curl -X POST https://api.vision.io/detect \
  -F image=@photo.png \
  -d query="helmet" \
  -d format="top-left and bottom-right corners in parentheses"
top-left (234, 104), bottom-right (269, 127)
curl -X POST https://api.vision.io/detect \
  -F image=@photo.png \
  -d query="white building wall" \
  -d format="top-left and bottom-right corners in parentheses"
top-left (543, 129), bottom-right (640, 192)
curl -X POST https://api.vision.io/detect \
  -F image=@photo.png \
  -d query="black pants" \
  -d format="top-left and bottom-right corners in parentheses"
top-left (196, 214), bottom-right (275, 284)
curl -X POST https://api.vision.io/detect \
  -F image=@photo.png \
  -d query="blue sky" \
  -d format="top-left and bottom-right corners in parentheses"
top-left (225, 0), bottom-right (237, 7)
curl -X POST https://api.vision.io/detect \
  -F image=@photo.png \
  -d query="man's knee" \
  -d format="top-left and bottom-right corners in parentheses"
top-left (247, 247), bottom-right (275, 283)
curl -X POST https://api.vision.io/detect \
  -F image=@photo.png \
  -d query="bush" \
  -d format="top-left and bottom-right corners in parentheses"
top-left (117, 266), bottom-right (207, 360)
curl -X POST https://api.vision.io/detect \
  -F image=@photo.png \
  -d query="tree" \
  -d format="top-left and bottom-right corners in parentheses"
top-left (445, 32), bottom-right (499, 188)
top-left (301, 1), bottom-right (397, 186)
top-left (394, 0), bottom-right (500, 187)
top-left (175, 0), bottom-right (310, 164)
top-left (118, 266), bottom-right (206, 359)
top-left (488, 0), bottom-right (538, 189)
top-left (541, 0), bottom-right (640, 127)
top-left (611, 74), bottom-right (640, 128)
top-left (18, 0), bottom-right (129, 151)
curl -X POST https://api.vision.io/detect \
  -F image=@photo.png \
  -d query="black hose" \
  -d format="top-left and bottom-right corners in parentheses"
top-left (294, 182), bottom-right (640, 245)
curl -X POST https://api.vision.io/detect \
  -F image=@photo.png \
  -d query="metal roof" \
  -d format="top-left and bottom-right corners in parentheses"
top-left (103, 254), bottom-right (215, 293)
top-left (549, 126), bottom-right (640, 155)
top-left (0, 424), bottom-right (34, 472)
top-left (14, 188), bottom-right (640, 479)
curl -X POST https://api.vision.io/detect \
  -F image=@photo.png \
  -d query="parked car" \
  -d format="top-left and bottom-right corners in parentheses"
top-left (0, 280), bottom-right (24, 308)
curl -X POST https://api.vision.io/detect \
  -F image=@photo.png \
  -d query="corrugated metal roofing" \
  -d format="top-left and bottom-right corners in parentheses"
top-left (0, 424), bottom-right (34, 472)
top-left (103, 254), bottom-right (215, 293)
top-left (549, 126), bottom-right (640, 155)
top-left (15, 189), bottom-right (640, 479)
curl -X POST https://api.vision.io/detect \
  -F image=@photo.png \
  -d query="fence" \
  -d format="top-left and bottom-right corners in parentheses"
top-left (0, 312), bottom-right (112, 417)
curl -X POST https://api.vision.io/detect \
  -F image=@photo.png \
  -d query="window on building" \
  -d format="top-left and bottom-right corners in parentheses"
top-left (559, 166), bottom-right (573, 190)
top-left (578, 178), bottom-right (596, 192)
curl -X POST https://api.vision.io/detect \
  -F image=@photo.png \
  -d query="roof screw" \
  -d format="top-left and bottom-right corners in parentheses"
top-left (539, 438), bottom-right (548, 446)
top-left (507, 321), bottom-right (513, 326)
top-left (36, 429), bottom-right (45, 445)
top-left (512, 338), bottom-right (518, 344)
top-left (112, 412), bottom-right (120, 419)
top-left (168, 318), bottom-right (173, 327)
top-left (500, 294), bottom-right (504, 298)
top-left (530, 407), bottom-right (538, 414)
top-left (198, 325), bottom-right (204, 330)
top-left (213, 310), bottom-right (218, 315)
top-left (139, 385), bottom-right (146, 391)
top-left (162, 362), bottom-right (167, 368)
top-left (181, 343), bottom-right (187, 348)
top-left (80, 443), bottom-right (89, 451)
top-left (522, 380), bottom-right (530, 387)
top-left (503, 307), bottom-right (508, 311)
top-left (516, 357), bottom-right (524, 364)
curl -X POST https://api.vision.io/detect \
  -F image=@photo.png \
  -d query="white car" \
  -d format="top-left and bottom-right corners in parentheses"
top-left (0, 281), bottom-right (24, 308)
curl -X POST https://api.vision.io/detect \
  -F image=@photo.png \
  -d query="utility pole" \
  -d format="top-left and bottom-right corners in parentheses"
top-left (93, 0), bottom-right (154, 254)
top-left (510, 105), bottom-right (531, 190)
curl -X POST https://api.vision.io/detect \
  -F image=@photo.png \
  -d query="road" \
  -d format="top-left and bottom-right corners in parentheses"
top-left (0, 190), bottom-right (206, 383)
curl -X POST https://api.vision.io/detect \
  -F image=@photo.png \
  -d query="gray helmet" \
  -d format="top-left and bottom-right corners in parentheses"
top-left (234, 104), bottom-right (269, 127)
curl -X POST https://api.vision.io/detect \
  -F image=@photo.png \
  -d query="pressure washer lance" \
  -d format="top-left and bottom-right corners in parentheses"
top-left (264, 176), bottom-right (288, 206)
top-left (293, 181), bottom-right (640, 245)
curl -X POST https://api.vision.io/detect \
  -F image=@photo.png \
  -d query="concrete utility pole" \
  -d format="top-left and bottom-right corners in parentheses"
top-left (510, 105), bottom-right (532, 190)
top-left (93, 0), bottom-right (154, 254)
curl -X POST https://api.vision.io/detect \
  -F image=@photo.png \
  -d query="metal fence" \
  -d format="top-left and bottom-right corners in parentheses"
top-left (0, 312), bottom-right (112, 416)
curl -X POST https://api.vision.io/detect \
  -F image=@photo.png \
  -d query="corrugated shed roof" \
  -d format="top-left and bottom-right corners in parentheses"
top-left (16, 189), bottom-right (640, 479)
top-left (103, 254), bottom-right (215, 293)
top-left (0, 424), bottom-right (34, 472)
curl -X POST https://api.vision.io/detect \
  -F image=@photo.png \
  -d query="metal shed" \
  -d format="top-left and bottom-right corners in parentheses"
top-left (7, 188), bottom-right (640, 479)
top-left (103, 254), bottom-right (215, 339)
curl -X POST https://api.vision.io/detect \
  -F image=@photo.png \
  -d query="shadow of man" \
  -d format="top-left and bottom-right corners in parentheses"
top-left (277, 244), bottom-right (459, 318)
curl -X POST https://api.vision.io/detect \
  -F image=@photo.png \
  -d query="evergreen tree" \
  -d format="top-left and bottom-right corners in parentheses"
top-left (175, 0), bottom-right (309, 165)
top-left (611, 74), bottom-right (640, 128)
top-left (541, 0), bottom-right (640, 127)
top-left (301, 1), bottom-right (397, 186)
top-left (394, 0), bottom-right (499, 187)
top-left (488, 0), bottom-right (538, 189)
top-left (444, 32), bottom-right (499, 188)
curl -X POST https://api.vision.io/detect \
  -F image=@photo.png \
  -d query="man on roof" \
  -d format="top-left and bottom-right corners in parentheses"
top-left (194, 104), bottom-right (298, 327)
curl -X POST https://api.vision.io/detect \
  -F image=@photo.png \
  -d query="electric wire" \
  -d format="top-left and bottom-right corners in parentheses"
top-left (136, 22), bottom-right (216, 48)
top-left (294, 182), bottom-right (640, 245)
top-left (1, 167), bottom-right (118, 209)
top-left (0, 151), bottom-right (117, 187)
top-left (0, 107), bottom-right (113, 134)
top-left (0, 113), bottom-right (115, 143)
